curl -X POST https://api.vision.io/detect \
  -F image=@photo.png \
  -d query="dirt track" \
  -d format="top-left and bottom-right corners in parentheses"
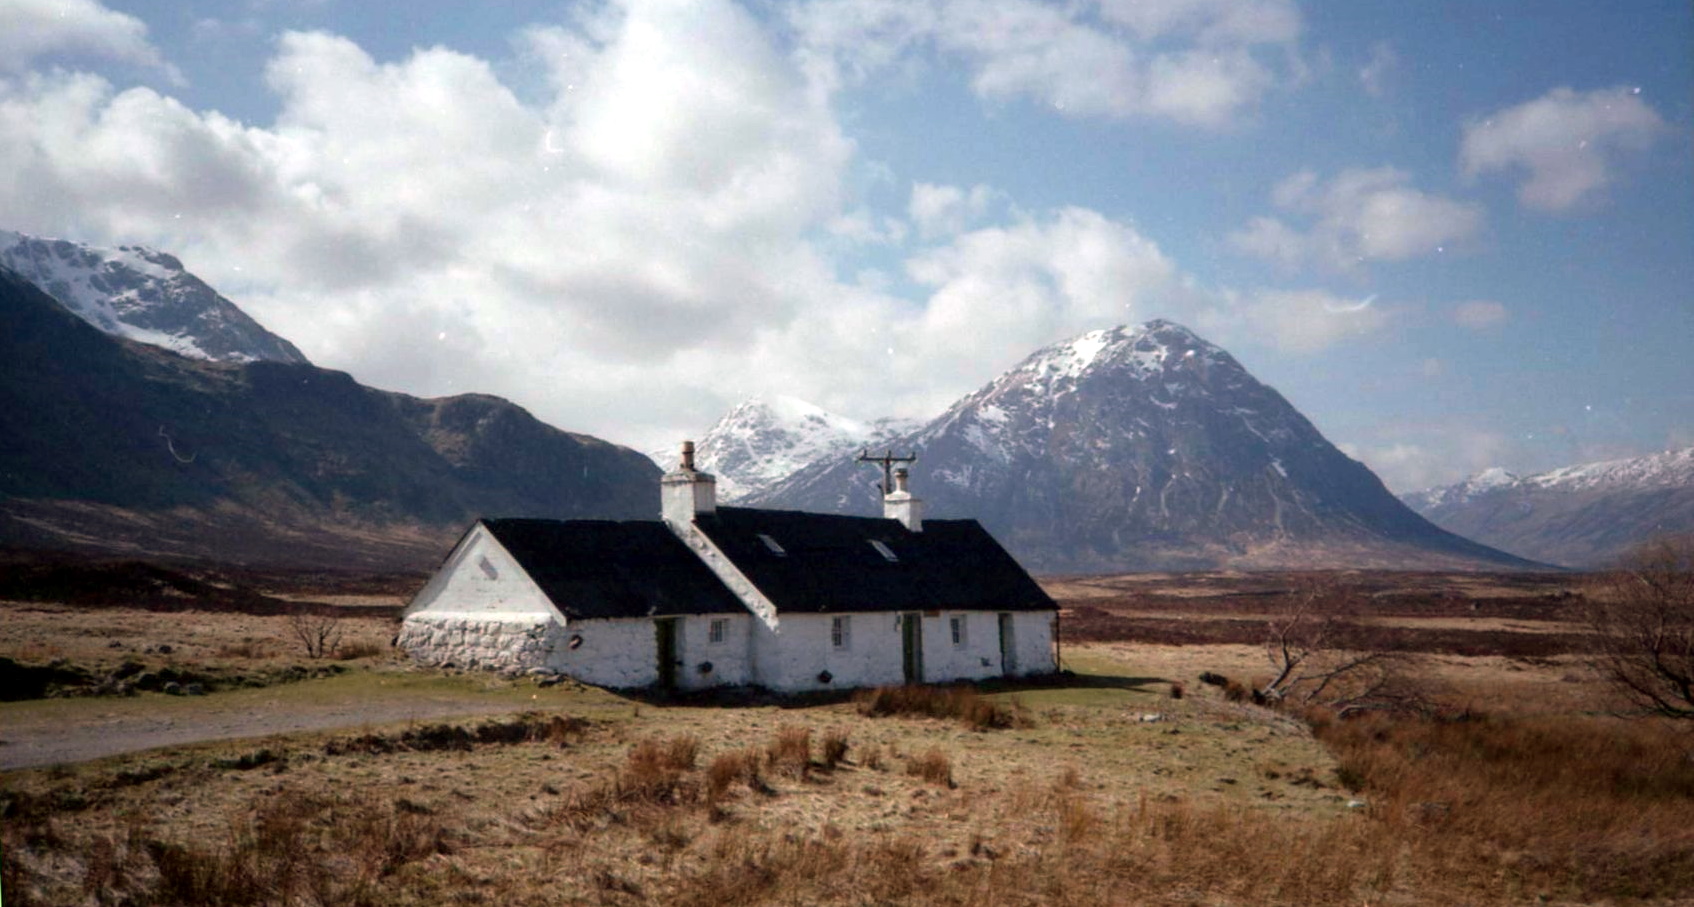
top-left (0, 683), bottom-right (543, 771)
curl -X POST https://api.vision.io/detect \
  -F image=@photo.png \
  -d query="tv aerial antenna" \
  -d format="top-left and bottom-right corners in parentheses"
top-left (856, 448), bottom-right (917, 496)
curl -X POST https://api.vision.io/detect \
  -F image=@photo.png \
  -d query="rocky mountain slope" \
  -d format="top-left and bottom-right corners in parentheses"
top-left (752, 321), bottom-right (1535, 572)
top-left (668, 396), bottom-right (916, 501)
top-left (0, 266), bottom-right (657, 570)
top-left (1403, 448), bottom-right (1694, 567)
top-left (0, 230), bottom-right (307, 364)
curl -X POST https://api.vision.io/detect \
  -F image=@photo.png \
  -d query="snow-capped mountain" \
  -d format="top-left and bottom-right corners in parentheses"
top-left (753, 320), bottom-right (1532, 572)
top-left (656, 395), bottom-right (917, 502)
top-left (1404, 448), bottom-right (1694, 567)
top-left (0, 230), bottom-right (307, 364)
top-left (1399, 467), bottom-right (1521, 511)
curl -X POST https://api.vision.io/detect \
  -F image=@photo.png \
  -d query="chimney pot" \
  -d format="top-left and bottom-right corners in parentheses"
top-left (681, 440), bottom-right (696, 472)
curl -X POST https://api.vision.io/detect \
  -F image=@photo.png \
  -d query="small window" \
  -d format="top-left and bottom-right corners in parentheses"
top-left (757, 533), bottom-right (787, 556)
top-left (708, 618), bottom-right (728, 645)
top-left (950, 615), bottom-right (966, 648)
top-left (868, 539), bottom-right (898, 562)
top-left (831, 615), bottom-right (851, 650)
top-left (477, 556), bottom-right (498, 580)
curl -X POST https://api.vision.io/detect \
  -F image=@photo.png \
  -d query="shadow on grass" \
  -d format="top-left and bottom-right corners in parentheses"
top-left (617, 670), bottom-right (1170, 709)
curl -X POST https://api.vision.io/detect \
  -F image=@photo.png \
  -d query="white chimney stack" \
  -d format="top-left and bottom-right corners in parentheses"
top-left (883, 467), bottom-right (923, 532)
top-left (661, 440), bottom-right (717, 527)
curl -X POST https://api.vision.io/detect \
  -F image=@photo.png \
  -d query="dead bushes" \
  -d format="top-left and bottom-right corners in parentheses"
top-left (904, 747), bottom-right (954, 787)
top-left (1315, 709), bottom-right (1694, 900)
top-left (4, 791), bottom-right (451, 907)
top-left (855, 684), bottom-right (1028, 730)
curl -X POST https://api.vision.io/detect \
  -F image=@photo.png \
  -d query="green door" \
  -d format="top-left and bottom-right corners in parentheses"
top-left (655, 618), bottom-right (679, 690)
top-left (998, 613), bottom-right (1017, 677)
top-left (901, 613), bottom-right (924, 684)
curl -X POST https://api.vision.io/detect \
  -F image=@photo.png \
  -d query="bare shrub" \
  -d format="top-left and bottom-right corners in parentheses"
top-left (820, 729), bottom-right (849, 769)
top-left (1583, 536), bottom-right (1694, 720)
top-left (706, 752), bottom-right (747, 802)
top-left (622, 735), bottom-right (699, 802)
top-left (767, 726), bottom-right (811, 777)
top-left (860, 743), bottom-right (884, 771)
top-left (1259, 578), bottom-right (1427, 717)
top-left (216, 639), bottom-right (276, 659)
top-left (1168, 681), bottom-right (1184, 699)
top-left (286, 607), bottom-right (343, 660)
top-left (855, 684), bottom-right (1029, 730)
top-left (333, 640), bottom-right (385, 661)
top-left (905, 748), bottom-right (953, 787)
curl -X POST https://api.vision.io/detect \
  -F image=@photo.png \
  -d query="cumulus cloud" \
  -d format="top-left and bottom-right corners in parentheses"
top-left (1358, 41), bottom-right (1396, 97)
top-left (1461, 86), bottom-right (1666, 211)
top-left (1229, 167), bottom-right (1484, 273)
top-left (1195, 287), bottom-right (1393, 355)
top-left (1452, 300), bottom-right (1508, 330)
top-left (0, 0), bottom-right (170, 74)
top-left (1340, 427), bottom-right (1514, 493)
top-left (0, 0), bottom-right (1379, 450)
top-left (908, 182), bottom-right (999, 238)
top-left (792, 0), bottom-right (1300, 127)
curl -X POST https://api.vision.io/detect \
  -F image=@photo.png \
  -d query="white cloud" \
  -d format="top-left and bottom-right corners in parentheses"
top-left (1461, 86), bottom-right (1666, 211)
top-left (0, 0), bottom-right (1394, 452)
top-left (1341, 428), bottom-right (1514, 493)
top-left (908, 182), bottom-right (998, 238)
top-left (1358, 41), bottom-right (1396, 97)
top-left (1095, 0), bottom-right (1299, 45)
top-left (0, 0), bottom-right (169, 74)
top-left (1230, 167), bottom-right (1484, 273)
top-left (792, 0), bottom-right (1301, 128)
top-left (1196, 287), bottom-right (1393, 355)
top-left (1452, 300), bottom-right (1508, 330)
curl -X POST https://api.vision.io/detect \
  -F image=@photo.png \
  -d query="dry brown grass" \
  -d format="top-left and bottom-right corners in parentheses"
top-left (766, 725), bottom-right (811, 778)
top-left (9, 625), bottom-right (1694, 907)
top-left (819, 727), bottom-right (850, 769)
top-left (1313, 709), bottom-right (1694, 900)
top-left (905, 747), bottom-right (953, 787)
top-left (855, 684), bottom-right (1028, 730)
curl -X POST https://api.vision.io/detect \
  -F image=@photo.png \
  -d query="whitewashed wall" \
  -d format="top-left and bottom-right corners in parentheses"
top-left (539, 616), bottom-right (659, 688)
top-left (753, 612), bottom-right (908, 692)
top-left (918, 611), bottom-right (1001, 683)
top-left (399, 525), bottom-right (564, 672)
top-left (675, 613), bottom-right (753, 690)
top-left (1006, 611), bottom-right (1057, 676)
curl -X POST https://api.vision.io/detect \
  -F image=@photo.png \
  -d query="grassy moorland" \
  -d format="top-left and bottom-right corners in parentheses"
top-left (2, 568), bottom-right (1693, 905)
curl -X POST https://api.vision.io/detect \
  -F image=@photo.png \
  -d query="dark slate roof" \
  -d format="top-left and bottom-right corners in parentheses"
top-left (481, 518), bottom-right (746, 620)
top-left (693, 507), bottom-right (1056, 614)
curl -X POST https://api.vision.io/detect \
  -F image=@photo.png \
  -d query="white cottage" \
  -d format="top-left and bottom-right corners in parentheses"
top-left (397, 444), bottom-right (1057, 693)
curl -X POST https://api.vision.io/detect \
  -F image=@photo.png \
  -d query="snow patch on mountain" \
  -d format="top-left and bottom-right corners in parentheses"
top-left (659, 395), bottom-right (919, 501)
top-left (1405, 448), bottom-right (1694, 510)
top-left (0, 230), bottom-right (308, 364)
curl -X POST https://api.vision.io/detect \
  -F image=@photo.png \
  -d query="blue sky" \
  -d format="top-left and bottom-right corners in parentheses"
top-left (3, 0), bottom-right (1689, 491)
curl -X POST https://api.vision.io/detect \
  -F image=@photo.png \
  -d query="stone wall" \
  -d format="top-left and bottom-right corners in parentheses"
top-left (396, 613), bottom-right (561, 673)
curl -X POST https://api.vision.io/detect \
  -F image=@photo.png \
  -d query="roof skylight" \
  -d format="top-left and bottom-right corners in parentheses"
top-left (757, 533), bottom-right (787, 556)
top-left (868, 539), bottom-right (899, 563)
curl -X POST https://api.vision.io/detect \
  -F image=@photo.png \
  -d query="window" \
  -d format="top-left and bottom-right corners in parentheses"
top-left (868, 539), bottom-right (898, 562)
top-left (708, 618), bottom-right (728, 645)
top-left (950, 615), bottom-right (966, 648)
top-left (831, 615), bottom-right (851, 650)
top-left (477, 555), bottom-right (498, 580)
top-left (757, 533), bottom-right (787, 556)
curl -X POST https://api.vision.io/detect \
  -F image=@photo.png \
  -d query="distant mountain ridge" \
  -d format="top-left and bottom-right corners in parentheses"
top-left (1403, 448), bottom-right (1694, 567)
top-left (0, 265), bottom-right (657, 570)
top-left (750, 320), bottom-right (1534, 572)
top-left (668, 396), bottom-right (917, 502)
top-left (0, 230), bottom-right (308, 365)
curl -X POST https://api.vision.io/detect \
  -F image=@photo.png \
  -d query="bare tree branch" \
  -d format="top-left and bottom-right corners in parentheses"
top-left (1584, 537), bottom-right (1694, 720)
top-left (1258, 577), bottom-right (1427, 718)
